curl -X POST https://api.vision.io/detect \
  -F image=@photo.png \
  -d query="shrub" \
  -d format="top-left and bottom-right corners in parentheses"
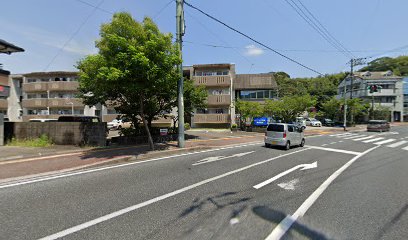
top-left (184, 123), bottom-right (191, 130)
top-left (231, 123), bottom-right (238, 130)
top-left (8, 134), bottom-right (53, 147)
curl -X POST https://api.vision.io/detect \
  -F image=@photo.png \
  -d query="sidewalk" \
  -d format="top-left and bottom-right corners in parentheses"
top-left (0, 126), bottom-right (363, 182)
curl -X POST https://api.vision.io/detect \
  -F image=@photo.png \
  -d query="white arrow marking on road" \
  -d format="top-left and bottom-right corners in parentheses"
top-left (192, 151), bottom-right (255, 165)
top-left (277, 178), bottom-right (299, 190)
top-left (253, 162), bottom-right (317, 189)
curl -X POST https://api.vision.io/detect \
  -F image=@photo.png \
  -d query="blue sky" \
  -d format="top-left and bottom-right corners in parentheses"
top-left (1, 0), bottom-right (407, 77)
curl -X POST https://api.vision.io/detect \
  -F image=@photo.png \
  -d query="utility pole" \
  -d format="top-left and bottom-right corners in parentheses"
top-left (176, 0), bottom-right (185, 148)
top-left (343, 77), bottom-right (347, 131)
top-left (348, 58), bottom-right (365, 127)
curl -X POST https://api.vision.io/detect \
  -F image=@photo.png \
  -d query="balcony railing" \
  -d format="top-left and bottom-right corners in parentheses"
top-left (193, 76), bottom-right (231, 87)
top-left (207, 95), bottom-right (231, 106)
top-left (193, 114), bottom-right (230, 124)
top-left (22, 98), bottom-right (83, 108)
top-left (23, 81), bottom-right (79, 92)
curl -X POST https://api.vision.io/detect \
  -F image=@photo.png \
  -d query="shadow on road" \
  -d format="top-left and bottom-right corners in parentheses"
top-left (252, 206), bottom-right (330, 240)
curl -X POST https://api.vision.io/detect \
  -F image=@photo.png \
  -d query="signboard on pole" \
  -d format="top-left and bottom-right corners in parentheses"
top-left (253, 117), bottom-right (269, 127)
top-left (160, 128), bottom-right (168, 136)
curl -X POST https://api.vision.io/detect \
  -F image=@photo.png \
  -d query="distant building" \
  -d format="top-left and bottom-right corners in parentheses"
top-left (337, 71), bottom-right (404, 122)
top-left (184, 63), bottom-right (277, 128)
top-left (403, 77), bottom-right (408, 121)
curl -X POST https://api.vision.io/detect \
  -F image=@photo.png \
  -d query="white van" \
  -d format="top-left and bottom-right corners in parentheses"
top-left (264, 123), bottom-right (305, 150)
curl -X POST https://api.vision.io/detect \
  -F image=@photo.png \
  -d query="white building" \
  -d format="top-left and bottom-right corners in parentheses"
top-left (337, 71), bottom-right (404, 122)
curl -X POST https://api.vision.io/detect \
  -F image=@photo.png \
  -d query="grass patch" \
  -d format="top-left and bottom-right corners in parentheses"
top-left (7, 134), bottom-right (53, 147)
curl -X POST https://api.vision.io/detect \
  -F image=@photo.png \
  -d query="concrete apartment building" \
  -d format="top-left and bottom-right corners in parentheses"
top-left (0, 69), bottom-right (11, 118)
top-left (184, 63), bottom-right (277, 128)
top-left (337, 71), bottom-right (404, 122)
top-left (5, 64), bottom-right (277, 127)
top-left (403, 77), bottom-right (408, 121)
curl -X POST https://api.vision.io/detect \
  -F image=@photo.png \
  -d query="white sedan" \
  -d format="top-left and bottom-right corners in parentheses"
top-left (310, 119), bottom-right (322, 127)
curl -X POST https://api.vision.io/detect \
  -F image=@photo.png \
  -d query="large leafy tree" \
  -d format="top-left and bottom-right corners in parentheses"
top-left (235, 100), bottom-right (263, 124)
top-left (321, 97), bottom-right (342, 121)
top-left (360, 56), bottom-right (408, 76)
top-left (77, 12), bottom-right (181, 150)
top-left (264, 95), bottom-right (316, 122)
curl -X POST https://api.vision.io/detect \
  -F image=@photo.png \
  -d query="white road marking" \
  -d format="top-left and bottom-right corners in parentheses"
top-left (277, 179), bottom-right (299, 190)
top-left (37, 148), bottom-right (310, 240)
top-left (338, 140), bottom-right (344, 143)
top-left (387, 141), bottom-right (408, 148)
top-left (352, 135), bottom-right (375, 141)
top-left (0, 142), bottom-right (264, 190)
top-left (402, 146), bottom-right (408, 151)
top-left (363, 137), bottom-right (385, 143)
top-left (321, 144), bottom-right (328, 146)
top-left (265, 145), bottom-right (379, 240)
top-left (192, 151), bottom-right (255, 165)
top-left (329, 133), bottom-right (352, 137)
top-left (374, 139), bottom-right (396, 145)
top-left (254, 162), bottom-right (317, 189)
top-left (305, 146), bottom-right (360, 155)
top-left (336, 133), bottom-right (358, 138)
top-left (343, 135), bottom-right (367, 139)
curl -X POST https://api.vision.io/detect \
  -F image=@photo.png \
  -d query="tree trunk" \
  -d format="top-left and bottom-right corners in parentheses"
top-left (140, 97), bottom-right (154, 150)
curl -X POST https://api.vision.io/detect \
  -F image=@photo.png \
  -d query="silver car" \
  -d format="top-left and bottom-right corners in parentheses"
top-left (264, 123), bottom-right (305, 150)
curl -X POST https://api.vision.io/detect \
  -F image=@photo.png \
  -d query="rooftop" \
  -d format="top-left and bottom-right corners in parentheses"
top-left (353, 71), bottom-right (402, 80)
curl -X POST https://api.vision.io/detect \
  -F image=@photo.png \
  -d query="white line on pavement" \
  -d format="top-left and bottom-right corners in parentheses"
top-left (387, 141), bottom-right (408, 148)
top-left (402, 146), bottom-right (408, 151)
top-left (352, 135), bottom-right (375, 141)
top-left (0, 142), bottom-right (264, 190)
top-left (305, 146), bottom-right (360, 155)
top-left (363, 137), bottom-right (385, 143)
top-left (265, 145), bottom-right (380, 240)
top-left (343, 135), bottom-right (366, 139)
top-left (37, 148), bottom-right (310, 240)
top-left (329, 133), bottom-right (352, 137)
top-left (374, 139), bottom-right (396, 145)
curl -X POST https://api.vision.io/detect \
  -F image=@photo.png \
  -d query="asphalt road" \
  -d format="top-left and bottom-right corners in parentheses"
top-left (1, 126), bottom-right (408, 240)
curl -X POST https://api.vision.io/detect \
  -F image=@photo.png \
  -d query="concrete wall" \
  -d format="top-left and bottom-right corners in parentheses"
top-left (9, 122), bottom-right (106, 146)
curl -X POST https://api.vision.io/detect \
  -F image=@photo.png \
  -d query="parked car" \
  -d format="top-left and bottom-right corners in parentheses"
top-left (29, 119), bottom-right (58, 122)
top-left (57, 116), bottom-right (100, 122)
top-left (107, 119), bottom-right (132, 130)
top-left (367, 120), bottom-right (390, 132)
top-left (305, 118), bottom-right (322, 127)
top-left (264, 123), bottom-right (305, 150)
top-left (321, 118), bottom-right (334, 127)
top-left (295, 117), bottom-right (307, 130)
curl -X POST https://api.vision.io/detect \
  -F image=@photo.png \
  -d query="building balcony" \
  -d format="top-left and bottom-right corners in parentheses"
top-left (193, 114), bottom-right (230, 124)
top-left (48, 98), bottom-right (83, 108)
top-left (22, 81), bottom-right (79, 92)
top-left (22, 99), bottom-right (48, 108)
top-left (193, 76), bottom-right (231, 87)
top-left (22, 98), bottom-right (84, 108)
top-left (207, 95), bottom-right (231, 106)
top-left (0, 99), bottom-right (7, 109)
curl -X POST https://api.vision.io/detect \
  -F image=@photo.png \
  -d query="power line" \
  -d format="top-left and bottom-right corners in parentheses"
top-left (184, 9), bottom-right (256, 69)
top-left (184, 1), bottom-right (323, 75)
top-left (295, 0), bottom-right (355, 58)
top-left (75, 0), bottom-right (113, 14)
top-left (153, 0), bottom-right (174, 20)
top-left (284, 0), bottom-right (353, 59)
top-left (44, 0), bottom-right (105, 71)
top-left (183, 40), bottom-right (408, 53)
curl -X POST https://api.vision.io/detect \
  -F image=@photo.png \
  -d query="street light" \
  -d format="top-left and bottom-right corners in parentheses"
top-left (47, 90), bottom-right (50, 115)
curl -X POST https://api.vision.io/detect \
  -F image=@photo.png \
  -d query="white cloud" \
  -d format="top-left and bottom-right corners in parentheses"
top-left (244, 44), bottom-right (264, 56)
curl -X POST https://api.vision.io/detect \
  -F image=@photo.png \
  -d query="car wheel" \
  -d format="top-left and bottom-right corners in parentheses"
top-left (300, 138), bottom-right (305, 147)
top-left (285, 141), bottom-right (290, 151)
top-left (265, 143), bottom-right (270, 148)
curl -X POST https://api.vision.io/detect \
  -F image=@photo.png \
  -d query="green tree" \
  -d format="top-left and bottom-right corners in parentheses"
top-left (347, 98), bottom-right (370, 125)
top-left (372, 105), bottom-right (391, 120)
top-left (360, 56), bottom-right (408, 76)
top-left (235, 100), bottom-right (263, 124)
top-left (321, 97), bottom-right (342, 121)
top-left (264, 95), bottom-right (316, 122)
top-left (77, 12), bottom-right (181, 150)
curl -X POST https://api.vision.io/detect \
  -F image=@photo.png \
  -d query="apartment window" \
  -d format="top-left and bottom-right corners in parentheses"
top-left (40, 93), bottom-right (48, 99)
top-left (0, 110), bottom-right (7, 115)
top-left (27, 79), bottom-right (36, 83)
top-left (239, 90), bottom-right (277, 99)
top-left (209, 88), bottom-right (230, 95)
top-left (27, 109), bottom-right (48, 115)
top-left (41, 78), bottom-right (50, 82)
top-left (215, 108), bottom-right (224, 114)
top-left (195, 71), bottom-right (228, 76)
